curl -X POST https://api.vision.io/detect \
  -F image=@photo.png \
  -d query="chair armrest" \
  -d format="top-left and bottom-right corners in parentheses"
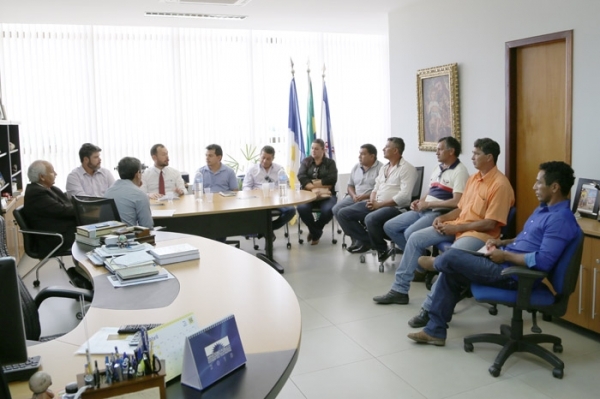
top-left (18, 228), bottom-right (64, 240)
top-left (34, 286), bottom-right (93, 309)
top-left (501, 266), bottom-right (548, 309)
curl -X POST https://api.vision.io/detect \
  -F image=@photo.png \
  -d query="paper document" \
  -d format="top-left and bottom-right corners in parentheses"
top-left (107, 269), bottom-right (174, 288)
top-left (75, 327), bottom-right (136, 355)
top-left (455, 245), bottom-right (489, 257)
top-left (152, 209), bottom-right (176, 217)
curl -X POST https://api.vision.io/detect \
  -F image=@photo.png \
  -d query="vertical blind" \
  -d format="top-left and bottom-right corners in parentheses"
top-left (0, 24), bottom-right (390, 189)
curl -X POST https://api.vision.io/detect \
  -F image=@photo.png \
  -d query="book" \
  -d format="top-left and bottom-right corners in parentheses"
top-left (77, 221), bottom-right (127, 238)
top-left (116, 264), bottom-right (159, 280)
top-left (94, 242), bottom-right (153, 258)
top-left (150, 243), bottom-right (199, 259)
top-left (107, 267), bottom-right (172, 288)
top-left (154, 253), bottom-right (199, 266)
top-left (181, 314), bottom-right (246, 391)
top-left (75, 234), bottom-right (102, 247)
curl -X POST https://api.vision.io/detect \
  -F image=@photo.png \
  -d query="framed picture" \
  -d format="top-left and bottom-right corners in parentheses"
top-left (572, 178), bottom-right (600, 218)
top-left (417, 63), bottom-right (460, 151)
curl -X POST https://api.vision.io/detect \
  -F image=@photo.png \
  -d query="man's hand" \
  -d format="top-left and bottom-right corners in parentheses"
top-left (486, 248), bottom-right (507, 264)
top-left (148, 192), bottom-right (162, 200)
top-left (366, 200), bottom-right (381, 211)
top-left (412, 199), bottom-right (429, 212)
top-left (175, 188), bottom-right (185, 196)
top-left (351, 193), bottom-right (359, 202)
top-left (409, 199), bottom-right (420, 211)
top-left (435, 223), bottom-right (461, 236)
top-left (486, 238), bottom-right (503, 250)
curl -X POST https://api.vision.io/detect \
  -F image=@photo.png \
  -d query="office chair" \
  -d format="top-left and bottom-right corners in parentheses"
top-left (250, 209), bottom-right (293, 250)
top-left (355, 166), bottom-right (425, 272)
top-left (464, 230), bottom-right (583, 379)
top-left (13, 206), bottom-right (77, 288)
top-left (71, 196), bottom-right (121, 225)
top-left (297, 203), bottom-right (339, 245)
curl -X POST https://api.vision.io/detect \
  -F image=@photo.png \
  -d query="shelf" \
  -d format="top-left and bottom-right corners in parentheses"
top-left (11, 170), bottom-right (21, 179)
top-left (0, 183), bottom-right (9, 192)
top-left (0, 153), bottom-right (6, 159)
top-left (9, 149), bottom-right (18, 154)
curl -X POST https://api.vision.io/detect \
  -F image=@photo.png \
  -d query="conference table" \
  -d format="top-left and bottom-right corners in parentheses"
top-left (151, 189), bottom-right (316, 273)
top-left (9, 231), bottom-right (302, 398)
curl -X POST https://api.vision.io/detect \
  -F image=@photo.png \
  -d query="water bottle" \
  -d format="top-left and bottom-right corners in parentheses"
top-left (194, 172), bottom-right (203, 199)
top-left (278, 169), bottom-right (288, 198)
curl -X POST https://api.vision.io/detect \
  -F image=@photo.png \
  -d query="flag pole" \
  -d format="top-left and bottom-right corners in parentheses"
top-left (290, 58), bottom-right (295, 77)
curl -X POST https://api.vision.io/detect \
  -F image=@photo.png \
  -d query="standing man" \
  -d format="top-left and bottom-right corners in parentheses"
top-left (408, 161), bottom-right (579, 346)
top-left (242, 145), bottom-right (295, 232)
top-left (332, 143), bottom-right (383, 252)
top-left (105, 157), bottom-right (154, 228)
top-left (373, 138), bottom-right (514, 311)
top-left (66, 143), bottom-right (115, 197)
top-left (141, 144), bottom-right (185, 199)
top-left (195, 144), bottom-right (239, 193)
top-left (23, 160), bottom-right (77, 256)
top-left (336, 137), bottom-right (417, 260)
top-left (383, 136), bottom-right (469, 255)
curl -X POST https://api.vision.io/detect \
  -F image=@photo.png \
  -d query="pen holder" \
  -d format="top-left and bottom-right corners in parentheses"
top-left (76, 360), bottom-right (166, 399)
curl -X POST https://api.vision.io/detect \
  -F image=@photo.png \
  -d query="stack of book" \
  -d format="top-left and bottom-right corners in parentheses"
top-left (75, 221), bottom-right (127, 246)
top-left (150, 243), bottom-right (200, 265)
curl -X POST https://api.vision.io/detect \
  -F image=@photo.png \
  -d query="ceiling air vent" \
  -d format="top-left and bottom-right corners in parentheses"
top-left (160, 0), bottom-right (252, 5)
top-left (145, 12), bottom-right (247, 20)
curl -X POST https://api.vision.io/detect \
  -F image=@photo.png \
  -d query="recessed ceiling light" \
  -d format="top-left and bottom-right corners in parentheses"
top-left (145, 12), bottom-right (247, 20)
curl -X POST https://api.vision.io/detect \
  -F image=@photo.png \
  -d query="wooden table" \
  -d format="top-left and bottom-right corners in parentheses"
top-left (9, 232), bottom-right (302, 398)
top-left (152, 189), bottom-right (316, 273)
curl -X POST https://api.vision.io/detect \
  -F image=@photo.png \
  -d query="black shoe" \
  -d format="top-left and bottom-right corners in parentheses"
top-left (408, 308), bottom-right (430, 328)
top-left (373, 290), bottom-right (409, 305)
top-left (378, 248), bottom-right (394, 263)
top-left (349, 244), bottom-right (371, 254)
top-left (413, 270), bottom-right (426, 282)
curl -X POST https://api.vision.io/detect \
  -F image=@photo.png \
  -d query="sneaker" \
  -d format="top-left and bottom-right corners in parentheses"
top-left (408, 308), bottom-right (430, 328)
top-left (407, 330), bottom-right (445, 346)
top-left (377, 248), bottom-right (395, 263)
top-left (372, 290), bottom-right (409, 305)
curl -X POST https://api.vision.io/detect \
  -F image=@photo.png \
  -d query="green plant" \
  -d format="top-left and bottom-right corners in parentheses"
top-left (224, 144), bottom-right (260, 174)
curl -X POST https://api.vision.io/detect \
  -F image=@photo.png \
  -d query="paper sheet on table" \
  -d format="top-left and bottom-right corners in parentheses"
top-left (75, 327), bottom-right (136, 355)
top-left (151, 209), bottom-right (176, 217)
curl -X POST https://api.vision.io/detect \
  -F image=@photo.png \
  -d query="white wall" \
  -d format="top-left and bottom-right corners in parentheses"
top-left (388, 0), bottom-right (600, 190)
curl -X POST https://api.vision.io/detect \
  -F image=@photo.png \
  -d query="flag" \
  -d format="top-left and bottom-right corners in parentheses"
top-left (305, 73), bottom-right (316, 157)
top-left (287, 77), bottom-right (304, 190)
top-left (320, 79), bottom-right (335, 161)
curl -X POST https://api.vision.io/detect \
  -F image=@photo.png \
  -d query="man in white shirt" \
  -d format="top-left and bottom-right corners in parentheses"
top-left (141, 144), bottom-right (185, 199)
top-left (243, 145), bottom-right (295, 232)
top-left (66, 143), bottom-right (115, 197)
top-left (337, 137), bottom-right (417, 261)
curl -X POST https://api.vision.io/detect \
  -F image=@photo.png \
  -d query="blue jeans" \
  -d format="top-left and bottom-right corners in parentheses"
top-left (297, 196), bottom-right (337, 240)
top-left (423, 248), bottom-right (515, 339)
top-left (332, 195), bottom-right (355, 219)
top-left (337, 202), bottom-right (401, 252)
top-left (383, 210), bottom-right (440, 251)
top-left (272, 206), bottom-right (296, 230)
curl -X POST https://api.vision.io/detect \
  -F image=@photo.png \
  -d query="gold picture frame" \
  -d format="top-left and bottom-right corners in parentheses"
top-left (417, 63), bottom-right (460, 151)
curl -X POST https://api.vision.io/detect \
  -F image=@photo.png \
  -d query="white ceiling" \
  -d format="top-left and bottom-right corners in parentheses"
top-left (0, 0), bottom-right (418, 35)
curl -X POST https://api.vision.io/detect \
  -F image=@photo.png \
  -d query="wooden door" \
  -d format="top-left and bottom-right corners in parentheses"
top-left (505, 31), bottom-right (573, 233)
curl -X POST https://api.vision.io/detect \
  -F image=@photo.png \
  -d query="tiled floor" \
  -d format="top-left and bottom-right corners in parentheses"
top-left (18, 224), bottom-right (600, 399)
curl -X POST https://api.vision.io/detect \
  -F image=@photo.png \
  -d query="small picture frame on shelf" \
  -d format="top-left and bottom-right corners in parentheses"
top-left (572, 178), bottom-right (600, 219)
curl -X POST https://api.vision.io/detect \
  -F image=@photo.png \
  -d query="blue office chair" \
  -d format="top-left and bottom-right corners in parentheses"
top-left (464, 229), bottom-right (583, 379)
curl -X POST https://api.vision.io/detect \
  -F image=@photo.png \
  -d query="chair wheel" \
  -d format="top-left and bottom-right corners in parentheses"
top-left (488, 365), bottom-right (501, 377)
top-left (489, 306), bottom-right (498, 316)
top-left (254, 245), bottom-right (259, 250)
top-left (299, 239), bottom-right (304, 244)
top-left (552, 368), bottom-right (564, 379)
top-left (337, 229), bottom-right (342, 234)
top-left (379, 264), bottom-right (384, 272)
top-left (332, 239), bottom-right (337, 244)
top-left (342, 243), bottom-right (347, 249)
top-left (284, 233), bottom-right (289, 238)
top-left (287, 243), bottom-right (291, 249)
top-left (299, 229), bottom-right (303, 234)
top-left (464, 342), bottom-right (474, 352)
top-left (360, 255), bottom-right (366, 263)
top-left (76, 312), bottom-right (84, 320)
top-left (33, 280), bottom-right (40, 288)
top-left (553, 344), bottom-right (563, 353)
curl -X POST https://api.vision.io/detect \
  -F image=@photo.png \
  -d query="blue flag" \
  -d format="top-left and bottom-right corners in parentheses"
top-left (287, 77), bottom-right (304, 190)
top-left (320, 80), bottom-right (335, 160)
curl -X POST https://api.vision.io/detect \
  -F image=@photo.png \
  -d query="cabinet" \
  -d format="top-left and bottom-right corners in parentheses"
top-left (3, 196), bottom-right (24, 263)
top-left (562, 218), bottom-right (600, 333)
top-left (0, 121), bottom-right (23, 197)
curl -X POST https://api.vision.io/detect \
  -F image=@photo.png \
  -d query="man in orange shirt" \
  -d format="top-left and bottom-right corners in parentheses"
top-left (373, 138), bottom-right (514, 313)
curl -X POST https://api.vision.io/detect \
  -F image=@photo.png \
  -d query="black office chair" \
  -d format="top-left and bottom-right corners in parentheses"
top-left (464, 229), bottom-right (584, 379)
top-left (71, 196), bottom-right (121, 225)
top-left (250, 209), bottom-right (293, 250)
top-left (13, 205), bottom-right (76, 288)
top-left (297, 200), bottom-right (340, 245)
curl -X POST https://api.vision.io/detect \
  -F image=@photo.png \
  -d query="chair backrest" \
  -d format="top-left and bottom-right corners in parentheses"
top-left (412, 166), bottom-right (425, 202)
top-left (71, 196), bottom-right (121, 226)
top-left (547, 229), bottom-right (584, 316)
top-left (500, 206), bottom-right (517, 239)
top-left (13, 205), bottom-right (43, 259)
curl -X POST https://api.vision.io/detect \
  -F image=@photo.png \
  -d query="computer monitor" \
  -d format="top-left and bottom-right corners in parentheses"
top-left (0, 257), bottom-right (28, 366)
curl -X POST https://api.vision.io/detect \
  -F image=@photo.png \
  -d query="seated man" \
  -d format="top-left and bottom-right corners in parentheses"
top-left (141, 144), bottom-right (185, 199)
top-left (383, 136), bottom-right (469, 258)
top-left (23, 160), bottom-right (77, 256)
top-left (408, 161), bottom-right (579, 346)
top-left (332, 143), bottom-right (382, 252)
top-left (105, 157), bottom-right (154, 228)
top-left (336, 137), bottom-right (417, 259)
top-left (243, 145), bottom-right (295, 233)
top-left (373, 138), bottom-right (514, 308)
top-left (66, 143), bottom-right (115, 197)
top-left (195, 144), bottom-right (239, 193)
top-left (297, 139), bottom-right (338, 245)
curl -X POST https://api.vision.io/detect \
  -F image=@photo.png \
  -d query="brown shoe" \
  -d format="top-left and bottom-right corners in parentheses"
top-left (311, 238), bottom-right (320, 245)
top-left (407, 330), bottom-right (445, 346)
top-left (417, 256), bottom-right (436, 272)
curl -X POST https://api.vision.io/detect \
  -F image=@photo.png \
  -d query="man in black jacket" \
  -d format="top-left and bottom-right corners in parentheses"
top-left (23, 160), bottom-right (77, 257)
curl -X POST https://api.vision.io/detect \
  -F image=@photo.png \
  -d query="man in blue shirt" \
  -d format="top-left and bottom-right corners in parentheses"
top-left (407, 161), bottom-right (580, 346)
top-left (195, 144), bottom-right (239, 193)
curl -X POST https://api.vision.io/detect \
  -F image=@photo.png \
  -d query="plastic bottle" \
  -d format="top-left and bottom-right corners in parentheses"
top-left (278, 169), bottom-right (288, 198)
top-left (194, 172), bottom-right (203, 199)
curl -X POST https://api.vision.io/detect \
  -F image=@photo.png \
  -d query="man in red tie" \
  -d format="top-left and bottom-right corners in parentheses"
top-left (141, 144), bottom-right (186, 199)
